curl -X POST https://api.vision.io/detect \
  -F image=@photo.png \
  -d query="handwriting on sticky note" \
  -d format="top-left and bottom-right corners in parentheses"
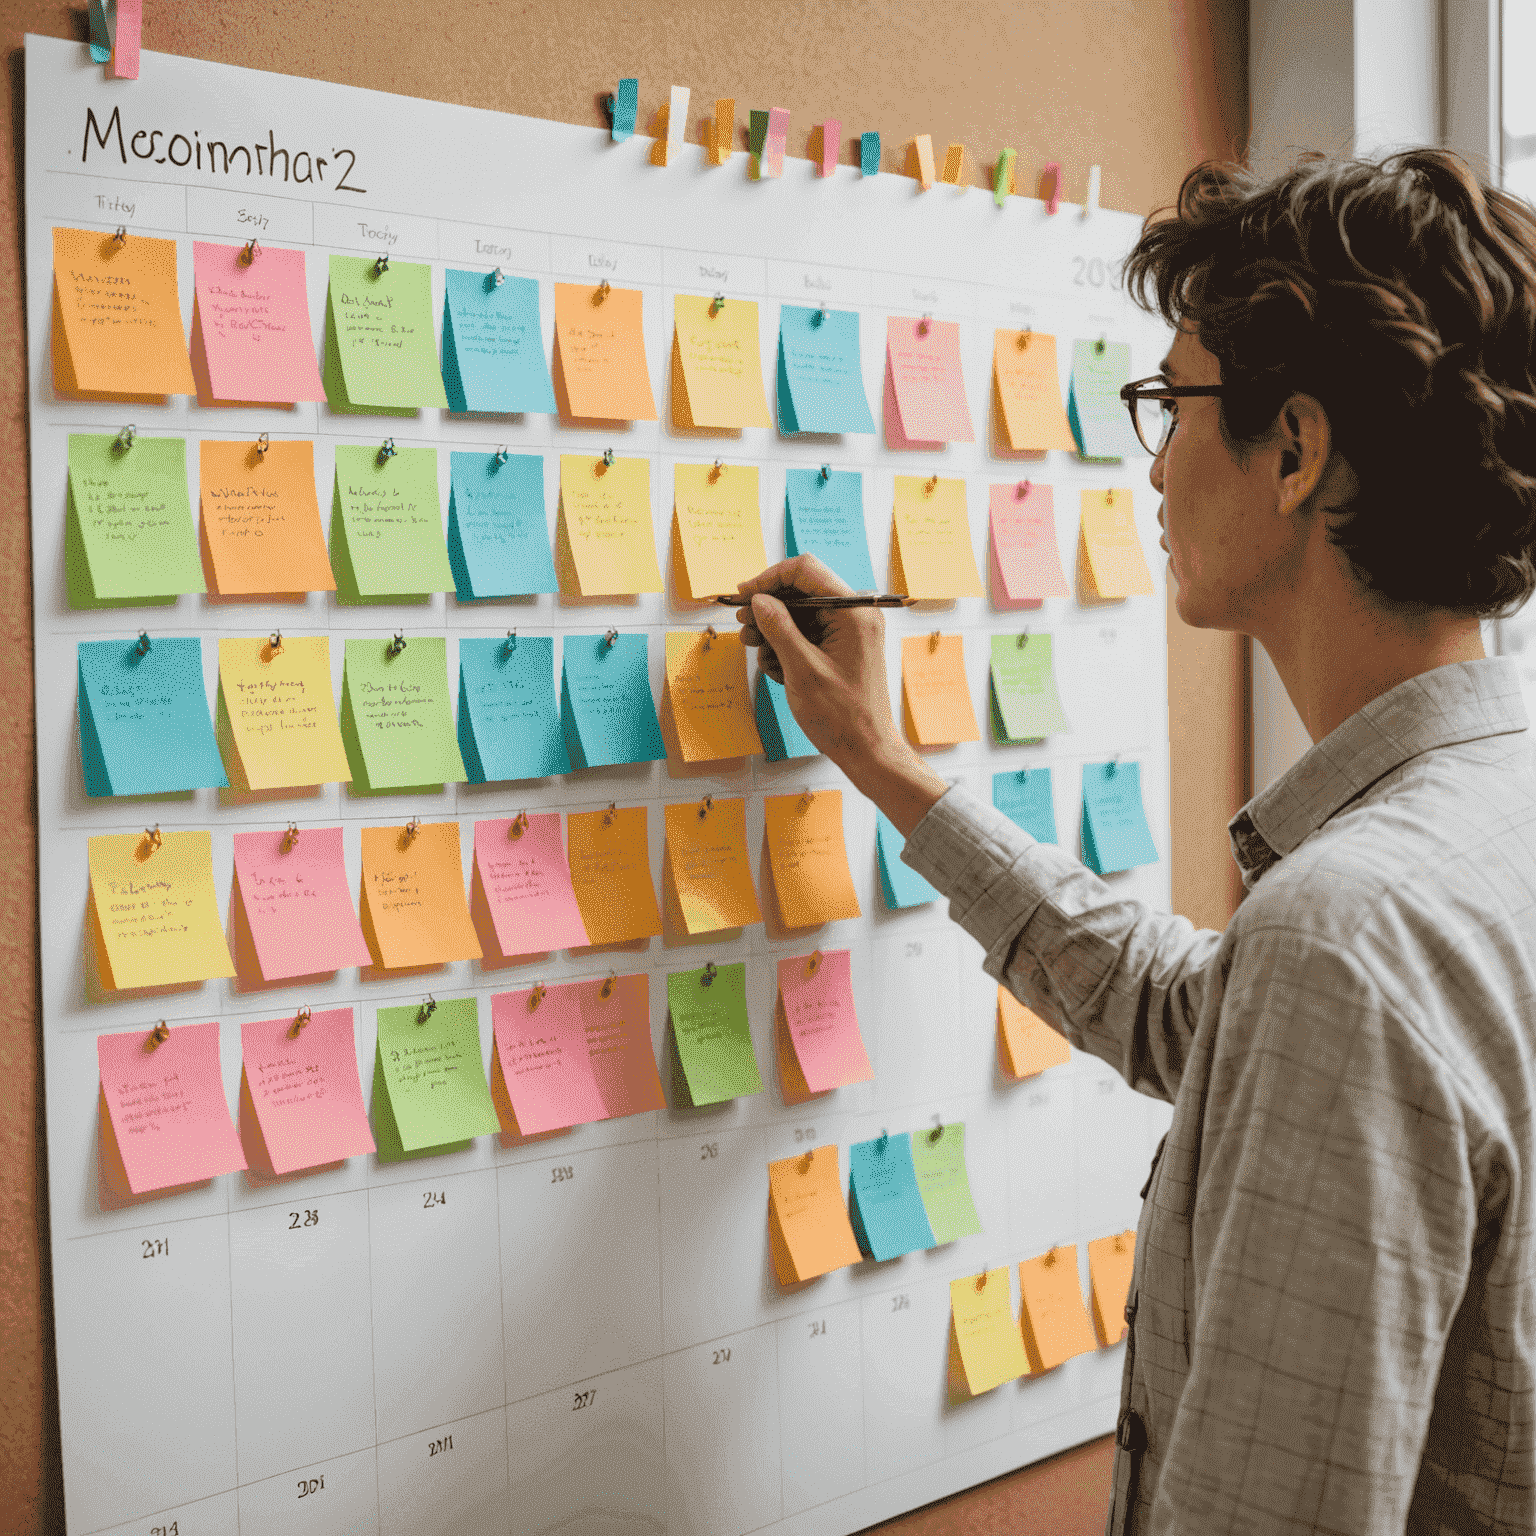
top-left (763, 790), bottom-right (861, 927)
top-left (448, 450), bottom-right (556, 599)
top-left (200, 438), bottom-right (335, 595)
top-left (560, 631), bottom-right (666, 769)
top-left (776, 950), bottom-right (871, 1095)
top-left (911, 1122), bottom-right (983, 1243)
top-left (341, 636), bottom-right (466, 791)
top-left (553, 283), bottom-right (658, 421)
top-left (767, 1145), bottom-right (862, 1284)
top-left (990, 632), bottom-right (1070, 742)
top-left (901, 633), bottom-right (980, 746)
top-left (672, 462), bottom-right (768, 599)
top-left (474, 815), bottom-right (589, 957)
top-left (890, 476), bottom-right (981, 598)
top-left (326, 255), bottom-right (449, 410)
top-left (374, 996), bottom-right (499, 1151)
top-left (666, 961), bottom-right (764, 1105)
top-left (1078, 490), bottom-right (1154, 599)
top-left (566, 804), bottom-right (662, 945)
top-left (664, 630), bottom-right (763, 761)
top-left (672, 294), bottom-right (772, 429)
top-left (332, 444), bottom-right (454, 600)
top-left (992, 330), bottom-right (1077, 452)
top-left (663, 797), bottom-right (762, 933)
top-left (442, 269), bottom-right (556, 414)
top-left (886, 316), bottom-right (975, 444)
top-left (1018, 1246), bottom-right (1100, 1371)
top-left (949, 1270), bottom-right (1028, 1394)
top-left (850, 1133), bottom-right (936, 1260)
top-left (219, 635), bottom-right (350, 790)
top-left (233, 827), bottom-right (371, 980)
top-left (777, 306), bottom-right (876, 435)
top-left (457, 635), bottom-right (569, 782)
top-left (557, 454), bottom-right (663, 595)
top-left (988, 482), bottom-right (1068, 601)
top-left (358, 821), bottom-right (482, 969)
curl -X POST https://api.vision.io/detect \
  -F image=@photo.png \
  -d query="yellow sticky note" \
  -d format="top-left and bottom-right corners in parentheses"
top-left (553, 282), bottom-right (658, 422)
top-left (566, 805), bottom-right (662, 946)
top-left (763, 790), bottom-right (861, 927)
top-left (993, 331), bottom-right (1078, 452)
top-left (664, 630), bottom-right (764, 761)
top-left (217, 636), bottom-right (351, 791)
top-left (768, 1144), bottom-right (863, 1284)
top-left (890, 476), bottom-right (982, 599)
top-left (1088, 1231), bottom-right (1137, 1346)
top-left (901, 633), bottom-right (980, 746)
top-left (1018, 1246), bottom-right (1100, 1372)
top-left (88, 830), bottom-right (236, 990)
top-left (671, 463), bottom-right (768, 599)
top-left (672, 296), bottom-right (772, 429)
top-left (663, 797), bottom-right (762, 934)
top-left (556, 454), bottom-right (663, 596)
top-left (199, 439), bottom-right (336, 595)
top-left (358, 822), bottom-right (483, 970)
top-left (1079, 491), bottom-right (1154, 599)
top-left (997, 988), bottom-right (1072, 1079)
top-left (949, 1270), bottom-right (1029, 1394)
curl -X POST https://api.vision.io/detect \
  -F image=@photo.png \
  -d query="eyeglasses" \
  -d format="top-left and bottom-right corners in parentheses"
top-left (1118, 376), bottom-right (1228, 455)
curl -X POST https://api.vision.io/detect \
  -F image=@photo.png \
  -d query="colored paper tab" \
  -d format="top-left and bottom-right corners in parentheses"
top-left (340, 636), bottom-right (467, 792)
top-left (1079, 490), bottom-right (1154, 599)
top-left (990, 632), bottom-right (1070, 742)
top-left (755, 670), bottom-right (817, 762)
top-left (199, 438), bottom-right (336, 596)
top-left (664, 630), bottom-right (763, 761)
top-left (323, 255), bottom-right (449, 412)
top-left (108, 0), bottom-right (140, 77)
top-left (472, 815), bottom-right (590, 958)
top-left (441, 269), bottom-right (556, 414)
top-left (649, 84), bottom-right (690, 166)
top-left (87, 0), bottom-right (114, 63)
top-left (885, 316), bottom-right (975, 445)
top-left (1088, 1231), bottom-right (1137, 1346)
top-left (553, 283), bottom-right (658, 421)
top-left (358, 821), bottom-right (482, 969)
top-left (993, 148), bottom-right (1017, 207)
top-left (98, 1022), bottom-right (245, 1194)
top-left (457, 635), bottom-right (569, 782)
top-left (989, 482), bottom-right (1067, 602)
top-left (776, 949), bottom-right (871, 1099)
top-left (876, 812), bottom-right (940, 909)
top-left (890, 476), bottom-right (982, 598)
top-left (912, 1122), bottom-right (984, 1243)
top-left (763, 790), bottom-right (861, 927)
top-left (901, 633), bottom-right (980, 746)
top-left (907, 135), bottom-right (936, 190)
top-left (818, 119), bottom-right (840, 176)
top-left (759, 107), bottom-right (790, 178)
top-left (373, 997), bottom-right (499, 1157)
top-left (768, 1145), bottom-right (862, 1285)
top-left (560, 631), bottom-right (666, 769)
top-left (776, 306), bottom-right (876, 435)
top-left (88, 829), bottom-right (236, 990)
top-left (1081, 760), bottom-right (1159, 875)
top-left (330, 444), bottom-right (454, 602)
top-left (849, 1133), bottom-right (936, 1261)
top-left (667, 961), bottom-right (763, 1104)
top-left (663, 796), bottom-right (761, 934)
top-left (941, 143), bottom-right (966, 183)
top-left (672, 295), bottom-right (772, 429)
top-left (860, 132), bottom-right (881, 175)
top-left (217, 635), bottom-right (351, 791)
top-left (610, 78), bottom-right (639, 142)
top-left (232, 827), bottom-right (372, 980)
top-left (671, 462), bottom-right (769, 598)
top-left (447, 451), bottom-right (556, 599)
top-left (992, 767), bottom-right (1058, 844)
top-left (708, 98), bottom-right (735, 164)
top-left (1018, 1246), bottom-right (1099, 1371)
top-left (998, 987), bottom-right (1072, 1079)
top-left (566, 804), bottom-right (662, 945)
top-left (1068, 339), bottom-right (1139, 459)
top-left (784, 468), bottom-right (875, 590)
top-left (993, 332), bottom-right (1077, 452)
top-left (950, 1271), bottom-right (1029, 1395)
top-left (556, 453), bottom-right (663, 595)
top-left (77, 636), bottom-right (227, 797)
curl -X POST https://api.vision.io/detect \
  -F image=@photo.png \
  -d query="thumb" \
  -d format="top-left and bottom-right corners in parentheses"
top-left (750, 593), bottom-right (820, 678)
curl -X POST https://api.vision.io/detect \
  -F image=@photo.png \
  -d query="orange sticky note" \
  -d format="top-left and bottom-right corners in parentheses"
top-left (901, 633), bottom-right (980, 746)
top-left (556, 453), bottom-right (663, 596)
top-left (664, 630), bottom-right (764, 761)
top-left (763, 790), bottom-right (861, 927)
top-left (1018, 1246), bottom-right (1100, 1372)
top-left (997, 988), bottom-right (1072, 1079)
top-left (663, 796), bottom-right (762, 934)
top-left (989, 482), bottom-right (1068, 602)
top-left (87, 830), bottom-right (236, 991)
top-left (671, 463), bottom-right (768, 599)
top-left (199, 439), bottom-right (336, 595)
top-left (217, 635), bottom-right (351, 790)
top-left (52, 226), bottom-right (196, 397)
top-left (949, 1269), bottom-right (1029, 1395)
top-left (890, 475), bottom-right (982, 598)
top-left (1078, 491), bottom-right (1154, 599)
top-left (566, 804), bottom-right (662, 946)
top-left (1088, 1231), bottom-right (1137, 1346)
top-left (993, 331), bottom-right (1078, 452)
top-left (672, 296), bottom-right (772, 429)
top-left (358, 821), bottom-right (482, 970)
top-left (553, 282), bottom-right (658, 422)
top-left (768, 1144), bottom-right (863, 1284)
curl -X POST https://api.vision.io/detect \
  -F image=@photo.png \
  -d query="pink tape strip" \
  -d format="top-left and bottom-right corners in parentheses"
top-left (820, 119), bottom-right (841, 177)
top-left (110, 0), bottom-right (141, 79)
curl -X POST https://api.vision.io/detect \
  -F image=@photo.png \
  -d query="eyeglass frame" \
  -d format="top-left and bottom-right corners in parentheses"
top-left (1118, 376), bottom-right (1228, 455)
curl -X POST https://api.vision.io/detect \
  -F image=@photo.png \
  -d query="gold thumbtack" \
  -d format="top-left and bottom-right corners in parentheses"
top-left (289, 1006), bottom-right (312, 1039)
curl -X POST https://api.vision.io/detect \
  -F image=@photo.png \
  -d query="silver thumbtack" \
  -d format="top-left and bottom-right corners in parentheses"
top-left (601, 448), bottom-right (615, 468)
top-left (388, 631), bottom-right (407, 656)
top-left (490, 266), bottom-right (506, 287)
top-left (133, 629), bottom-right (151, 657)
top-left (373, 252), bottom-right (390, 275)
top-left (111, 226), bottom-right (128, 245)
top-left (814, 304), bottom-right (828, 324)
top-left (503, 629), bottom-right (517, 652)
top-left (494, 446), bottom-right (509, 465)
top-left (113, 423), bottom-right (136, 453)
top-left (256, 432), bottom-right (270, 456)
top-left (417, 994), bottom-right (437, 1022)
top-left (377, 437), bottom-right (397, 464)
top-left (603, 628), bottom-right (619, 648)
top-left (702, 961), bottom-right (718, 986)
top-left (819, 464), bottom-right (831, 483)
top-left (269, 630), bottom-right (283, 653)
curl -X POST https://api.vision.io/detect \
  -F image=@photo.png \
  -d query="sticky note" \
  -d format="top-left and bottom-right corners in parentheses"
top-left (610, 77), bottom-right (638, 142)
top-left (989, 482), bottom-right (1067, 602)
top-left (768, 1145), bottom-right (862, 1284)
top-left (340, 636), bottom-right (466, 792)
top-left (566, 805), bottom-right (662, 945)
top-left (784, 468), bottom-right (875, 590)
top-left (1081, 761), bottom-right (1159, 874)
top-left (949, 1271), bottom-right (1029, 1395)
top-left (901, 633), bottom-right (980, 746)
top-left (777, 306), bottom-right (876, 435)
top-left (666, 961), bottom-right (764, 1105)
top-left (993, 331), bottom-right (1077, 452)
top-left (67, 432), bottom-right (203, 604)
top-left (663, 796), bottom-right (761, 934)
top-left (1078, 490), bottom-right (1154, 599)
top-left (373, 997), bottom-right (499, 1157)
top-left (849, 1133), bottom-right (936, 1260)
top-left (876, 812), bottom-right (940, 909)
top-left (890, 476), bottom-right (982, 598)
top-left (323, 255), bottom-right (449, 412)
top-left (556, 454), bottom-right (663, 595)
top-left (190, 241), bottom-right (326, 404)
top-left (1068, 339), bottom-right (1139, 459)
top-left (998, 988), bottom-right (1072, 1079)
top-left (664, 630), bottom-right (764, 761)
top-left (199, 439), bottom-right (336, 596)
top-left (330, 444), bottom-right (454, 603)
top-left (1088, 1231), bottom-right (1137, 1346)
top-left (52, 227), bottom-right (196, 397)
top-left (912, 1122), bottom-right (984, 1243)
top-left (672, 296), bottom-right (772, 429)
top-left (560, 631), bottom-right (666, 769)
top-left (860, 133), bottom-right (881, 175)
top-left (98, 1022), bottom-right (245, 1194)
top-left (77, 636), bottom-right (227, 797)
top-left (446, 450), bottom-right (555, 599)
top-left (231, 827), bottom-right (371, 980)
top-left (755, 671), bottom-right (817, 761)
top-left (990, 633), bottom-right (1070, 742)
top-left (87, 830), bottom-right (236, 990)
top-left (472, 815), bottom-right (590, 958)
top-left (775, 949), bottom-right (871, 1100)
top-left (457, 635), bottom-right (569, 782)
top-left (885, 317), bottom-right (975, 445)
top-left (671, 463), bottom-right (768, 599)
top-left (992, 767), bottom-right (1058, 844)
top-left (553, 282), bottom-right (658, 421)
top-left (216, 635), bottom-right (351, 791)
top-left (358, 821), bottom-right (482, 969)
top-left (441, 269), bottom-right (556, 414)
top-left (240, 1008), bottom-right (376, 1174)
top-left (763, 790), bottom-right (861, 927)
top-left (1018, 1246), bottom-right (1099, 1371)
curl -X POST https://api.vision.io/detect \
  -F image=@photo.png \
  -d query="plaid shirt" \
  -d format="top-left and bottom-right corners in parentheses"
top-left (903, 657), bottom-right (1536, 1534)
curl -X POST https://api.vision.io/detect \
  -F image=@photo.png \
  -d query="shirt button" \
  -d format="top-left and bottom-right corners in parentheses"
top-left (1117, 1409), bottom-right (1148, 1455)
top-left (1123, 1295), bottom-right (1137, 1327)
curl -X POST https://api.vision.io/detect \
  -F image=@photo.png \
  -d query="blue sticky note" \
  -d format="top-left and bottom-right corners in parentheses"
top-left (754, 671), bottom-right (817, 761)
top-left (784, 468), bottom-right (876, 590)
top-left (1081, 760), bottom-right (1159, 874)
top-left (441, 271), bottom-right (557, 416)
top-left (876, 812), bottom-right (940, 909)
top-left (610, 78), bottom-right (639, 142)
top-left (777, 306), bottom-right (876, 436)
top-left (457, 636), bottom-right (570, 783)
top-left (860, 132), bottom-right (881, 176)
top-left (446, 451), bottom-right (556, 600)
top-left (560, 632), bottom-right (666, 769)
top-left (77, 637), bottom-right (228, 797)
top-left (992, 768), bottom-right (1058, 845)
top-left (849, 1133), bottom-right (936, 1261)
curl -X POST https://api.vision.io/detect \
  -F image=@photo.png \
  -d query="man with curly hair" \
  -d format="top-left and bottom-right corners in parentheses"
top-left (735, 149), bottom-right (1536, 1535)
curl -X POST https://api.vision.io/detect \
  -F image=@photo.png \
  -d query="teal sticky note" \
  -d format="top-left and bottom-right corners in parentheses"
top-left (77, 637), bottom-right (228, 797)
top-left (848, 1133), bottom-right (935, 1261)
top-left (446, 451), bottom-right (556, 599)
top-left (611, 78), bottom-right (638, 142)
top-left (876, 812), bottom-right (940, 909)
top-left (560, 632), bottom-right (666, 769)
top-left (441, 271), bottom-right (556, 416)
top-left (777, 306), bottom-right (876, 436)
top-left (1081, 760), bottom-right (1159, 874)
top-left (457, 636), bottom-right (570, 783)
top-left (992, 768), bottom-right (1057, 845)
top-left (754, 671), bottom-right (817, 761)
top-left (784, 468), bottom-right (875, 590)
top-left (1067, 339), bottom-right (1140, 460)
top-left (860, 132), bottom-right (881, 175)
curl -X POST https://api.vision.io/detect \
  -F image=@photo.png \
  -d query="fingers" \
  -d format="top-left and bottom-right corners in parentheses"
top-left (736, 554), bottom-right (855, 601)
top-left (749, 592), bottom-right (822, 679)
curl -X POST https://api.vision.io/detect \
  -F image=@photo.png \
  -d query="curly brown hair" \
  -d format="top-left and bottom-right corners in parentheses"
top-left (1124, 149), bottom-right (1536, 616)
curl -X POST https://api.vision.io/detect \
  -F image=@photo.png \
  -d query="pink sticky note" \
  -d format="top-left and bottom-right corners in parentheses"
top-left (109, 0), bottom-right (141, 78)
top-left (886, 317), bottom-right (976, 444)
top-left (473, 815), bottom-right (591, 960)
top-left (777, 950), bottom-right (873, 1094)
top-left (192, 242), bottom-right (327, 404)
top-left (762, 107), bottom-right (790, 177)
top-left (98, 1022), bottom-right (246, 1193)
top-left (989, 483), bottom-right (1069, 602)
top-left (820, 119), bottom-right (841, 177)
top-left (233, 828), bottom-right (372, 980)
top-left (240, 1008), bottom-right (376, 1173)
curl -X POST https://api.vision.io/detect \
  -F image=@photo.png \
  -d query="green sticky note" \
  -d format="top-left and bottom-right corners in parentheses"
top-left (989, 632), bottom-right (1070, 743)
top-left (1067, 338), bottom-right (1139, 460)
top-left (66, 434), bottom-right (204, 604)
top-left (910, 1122), bottom-right (983, 1243)
top-left (666, 962), bottom-right (764, 1106)
top-left (373, 997), bottom-right (499, 1156)
top-left (340, 635), bottom-right (467, 792)
top-left (331, 445), bottom-right (454, 602)
top-left (324, 255), bottom-right (449, 413)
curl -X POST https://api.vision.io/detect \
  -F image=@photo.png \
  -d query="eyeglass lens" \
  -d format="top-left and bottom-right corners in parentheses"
top-left (1129, 394), bottom-right (1173, 455)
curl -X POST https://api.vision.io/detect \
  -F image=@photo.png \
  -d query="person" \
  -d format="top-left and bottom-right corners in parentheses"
top-left (735, 149), bottom-right (1536, 1536)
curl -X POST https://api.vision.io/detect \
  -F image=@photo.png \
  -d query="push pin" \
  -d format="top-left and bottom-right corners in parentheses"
top-left (918, 312), bottom-right (932, 335)
top-left (1016, 479), bottom-right (1031, 499)
top-left (1095, 334), bottom-right (1107, 355)
top-left (709, 459), bottom-right (724, 482)
top-left (701, 961), bottom-right (718, 987)
top-left (417, 994), bottom-right (437, 1022)
top-left (924, 474), bottom-right (939, 495)
top-left (134, 629), bottom-right (151, 657)
top-left (602, 800), bottom-right (617, 824)
top-left (269, 630), bottom-right (283, 653)
top-left (510, 810), bottom-right (530, 838)
top-left (594, 279), bottom-right (611, 301)
top-left (1105, 488), bottom-right (1115, 506)
top-left (502, 629), bottom-right (518, 655)
top-left (807, 949), bottom-right (822, 976)
top-left (147, 1020), bottom-right (170, 1048)
top-left (930, 1113), bottom-right (945, 1142)
top-left (703, 625), bottom-right (717, 648)
top-left (975, 1268), bottom-right (989, 1291)
top-left (709, 293), bottom-right (725, 315)
top-left (283, 822), bottom-right (300, 850)
top-left (494, 446), bottom-right (509, 465)
top-left (143, 823), bottom-right (162, 851)
top-left (1016, 327), bottom-right (1031, 349)
top-left (289, 1006), bottom-right (312, 1039)
top-left (817, 304), bottom-right (829, 324)
top-left (698, 794), bottom-right (713, 818)
top-left (1109, 751), bottom-right (1122, 775)
top-left (112, 226), bottom-right (128, 246)
top-left (490, 266), bottom-right (506, 287)
top-left (241, 238), bottom-right (261, 264)
top-left (1043, 1247), bottom-right (1058, 1267)
top-left (373, 252), bottom-right (390, 276)
top-left (603, 628), bottom-right (619, 648)
top-left (600, 970), bottom-right (617, 998)
top-left (929, 629), bottom-right (941, 650)
top-left (601, 448), bottom-right (615, 469)
top-left (256, 432), bottom-right (270, 457)
top-left (819, 464), bottom-right (831, 483)
top-left (388, 631), bottom-right (407, 657)
top-left (403, 815), bottom-right (421, 843)
top-left (1114, 1233), bottom-right (1125, 1252)
top-left (114, 423), bottom-right (136, 453)
top-left (377, 437), bottom-right (397, 464)
top-left (798, 786), bottom-right (814, 808)
top-left (877, 1127), bottom-right (889, 1150)
top-left (530, 981), bottom-right (547, 1008)
top-left (1017, 629), bottom-right (1028, 647)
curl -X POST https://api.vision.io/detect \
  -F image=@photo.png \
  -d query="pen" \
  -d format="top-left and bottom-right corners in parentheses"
top-left (711, 593), bottom-right (914, 609)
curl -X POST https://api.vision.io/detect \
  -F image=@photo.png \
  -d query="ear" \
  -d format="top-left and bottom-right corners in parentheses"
top-left (1274, 395), bottom-right (1331, 516)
